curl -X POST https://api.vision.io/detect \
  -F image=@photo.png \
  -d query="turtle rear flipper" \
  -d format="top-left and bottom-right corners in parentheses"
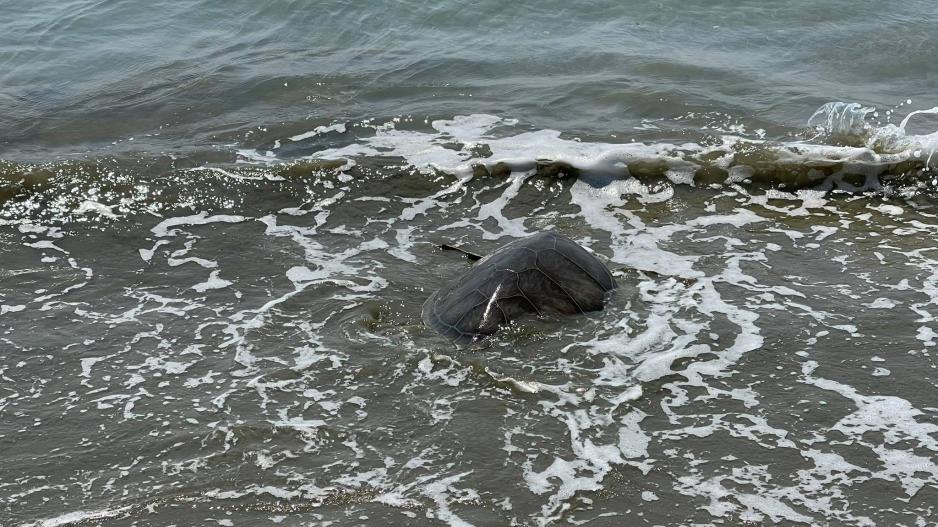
top-left (439, 243), bottom-right (483, 262)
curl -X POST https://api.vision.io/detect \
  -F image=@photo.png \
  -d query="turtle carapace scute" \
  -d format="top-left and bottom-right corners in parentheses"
top-left (422, 231), bottom-right (617, 344)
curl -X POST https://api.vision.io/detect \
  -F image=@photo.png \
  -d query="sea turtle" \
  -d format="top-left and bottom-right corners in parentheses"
top-left (423, 231), bottom-right (617, 344)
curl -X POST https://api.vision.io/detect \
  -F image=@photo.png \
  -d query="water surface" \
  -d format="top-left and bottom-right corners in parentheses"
top-left (2, 1), bottom-right (938, 526)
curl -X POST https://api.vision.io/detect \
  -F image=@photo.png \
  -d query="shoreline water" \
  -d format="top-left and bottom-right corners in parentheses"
top-left (4, 1), bottom-right (938, 525)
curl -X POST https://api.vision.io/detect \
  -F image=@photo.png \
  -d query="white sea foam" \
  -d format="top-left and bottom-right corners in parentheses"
top-left (23, 506), bottom-right (132, 527)
top-left (75, 199), bottom-right (120, 219)
top-left (289, 123), bottom-right (347, 142)
top-left (150, 212), bottom-right (246, 237)
top-left (192, 270), bottom-right (233, 292)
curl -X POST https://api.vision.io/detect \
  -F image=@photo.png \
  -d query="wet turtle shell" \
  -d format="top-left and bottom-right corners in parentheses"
top-left (423, 231), bottom-right (616, 343)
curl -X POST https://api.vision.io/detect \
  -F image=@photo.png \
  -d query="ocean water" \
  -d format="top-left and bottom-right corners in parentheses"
top-left (3, 1), bottom-right (938, 526)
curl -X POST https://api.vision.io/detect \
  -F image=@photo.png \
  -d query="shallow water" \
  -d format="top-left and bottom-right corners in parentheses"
top-left (3, 2), bottom-right (938, 526)
top-left (4, 0), bottom-right (938, 159)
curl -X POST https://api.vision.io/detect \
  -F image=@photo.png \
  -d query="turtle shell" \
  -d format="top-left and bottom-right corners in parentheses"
top-left (422, 231), bottom-right (616, 343)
